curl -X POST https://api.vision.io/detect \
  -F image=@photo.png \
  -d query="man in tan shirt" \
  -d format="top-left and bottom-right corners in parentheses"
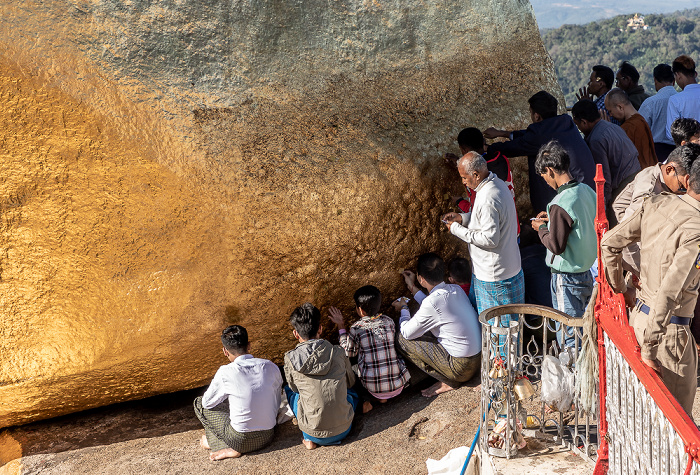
top-left (601, 159), bottom-right (700, 416)
top-left (612, 144), bottom-right (700, 275)
top-left (606, 88), bottom-right (658, 169)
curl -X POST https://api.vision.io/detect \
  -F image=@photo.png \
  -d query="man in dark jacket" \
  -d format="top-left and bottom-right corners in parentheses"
top-left (616, 61), bottom-right (650, 110)
top-left (484, 91), bottom-right (596, 213)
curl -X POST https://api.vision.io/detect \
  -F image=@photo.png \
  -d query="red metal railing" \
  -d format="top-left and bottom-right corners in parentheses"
top-left (593, 163), bottom-right (700, 474)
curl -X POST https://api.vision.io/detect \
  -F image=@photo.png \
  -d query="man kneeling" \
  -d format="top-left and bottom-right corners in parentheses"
top-left (395, 253), bottom-right (482, 397)
top-left (194, 325), bottom-right (283, 461)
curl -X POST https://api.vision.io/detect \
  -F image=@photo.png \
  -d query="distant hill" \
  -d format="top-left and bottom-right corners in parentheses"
top-left (541, 8), bottom-right (700, 107)
top-left (531, 0), bottom-right (698, 30)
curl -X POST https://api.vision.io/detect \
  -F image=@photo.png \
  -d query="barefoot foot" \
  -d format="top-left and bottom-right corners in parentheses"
top-left (421, 381), bottom-right (455, 397)
top-left (200, 434), bottom-right (210, 450)
top-left (209, 448), bottom-right (241, 461)
top-left (362, 401), bottom-right (374, 413)
top-left (471, 383), bottom-right (482, 393)
top-left (302, 439), bottom-right (318, 450)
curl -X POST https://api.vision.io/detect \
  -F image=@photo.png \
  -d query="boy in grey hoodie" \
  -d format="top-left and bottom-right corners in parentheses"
top-left (284, 303), bottom-right (358, 450)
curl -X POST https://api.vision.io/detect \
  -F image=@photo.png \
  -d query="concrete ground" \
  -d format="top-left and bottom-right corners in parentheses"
top-left (3, 376), bottom-right (700, 475)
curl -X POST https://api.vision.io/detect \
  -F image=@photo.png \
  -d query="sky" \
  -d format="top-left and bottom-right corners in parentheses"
top-left (530, 0), bottom-right (700, 29)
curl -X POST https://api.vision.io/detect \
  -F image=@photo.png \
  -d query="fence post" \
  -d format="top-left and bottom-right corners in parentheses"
top-left (593, 164), bottom-right (609, 475)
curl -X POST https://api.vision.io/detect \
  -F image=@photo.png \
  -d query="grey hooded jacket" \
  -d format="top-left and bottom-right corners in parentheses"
top-left (284, 339), bottom-right (356, 438)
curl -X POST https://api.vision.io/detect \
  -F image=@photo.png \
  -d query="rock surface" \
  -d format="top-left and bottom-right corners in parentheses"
top-left (0, 0), bottom-right (561, 427)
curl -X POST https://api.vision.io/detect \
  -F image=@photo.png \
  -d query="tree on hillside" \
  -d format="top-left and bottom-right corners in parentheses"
top-left (542, 8), bottom-right (700, 106)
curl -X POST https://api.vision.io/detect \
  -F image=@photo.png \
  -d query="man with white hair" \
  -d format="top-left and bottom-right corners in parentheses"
top-left (442, 152), bottom-right (524, 341)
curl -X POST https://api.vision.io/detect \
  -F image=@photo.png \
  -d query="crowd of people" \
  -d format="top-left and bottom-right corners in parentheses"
top-left (192, 55), bottom-right (700, 461)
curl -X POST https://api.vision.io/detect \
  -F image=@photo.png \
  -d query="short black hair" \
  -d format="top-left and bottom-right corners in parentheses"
top-left (528, 91), bottom-right (558, 120)
top-left (592, 65), bottom-right (614, 89)
top-left (353, 285), bottom-right (382, 316)
top-left (672, 55), bottom-right (696, 77)
top-left (457, 128), bottom-right (485, 152)
top-left (667, 143), bottom-right (700, 175)
top-left (289, 303), bottom-right (321, 340)
top-left (571, 99), bottom-right (600, 122)
top-left (618, 61), bottom-right (640, 84)
top-left (447, 257), bottom-right (471, 285)
top-left (670, 118), bottom-right (700, 146)
top-left (535, 140), bottom-right (570, 175)
top-left (689, 153), bottom-right (700, 194)
top-left (416, 252), bottom-right (445, 286)
top-left (653, 64), bottom-right (674, 84)
top-left (221, 325), bottom-right (249, 354)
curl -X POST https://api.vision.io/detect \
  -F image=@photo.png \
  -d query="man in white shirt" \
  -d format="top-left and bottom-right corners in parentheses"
top-left (667, 55), bottom-right (700, 142)
top-left (394, 253), bottom-right (481, 397)
top-left (442, 152), bottom-right (524, 327)
top-left (194, 325), bottom-right (283, 461)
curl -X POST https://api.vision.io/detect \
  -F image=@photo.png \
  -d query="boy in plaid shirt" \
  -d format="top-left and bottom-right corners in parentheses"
top-left (328, 285), bottom-right (410, 413)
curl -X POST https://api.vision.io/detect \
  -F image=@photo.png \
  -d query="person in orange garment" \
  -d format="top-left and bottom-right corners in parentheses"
top-left (605, 88), bottom-right (658, 168)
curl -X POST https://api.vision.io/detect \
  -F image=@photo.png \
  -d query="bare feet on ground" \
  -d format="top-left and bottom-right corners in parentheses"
top-left (200, 434), bottom-right (210, 450)
top-left (209, 448), bottom-right (241, 461)
top-left (471, 384), bottom-right (481, 392)
top-left (421, 381), bottom-right (455, 397)
top-left (362, 401), bottom-right (374, 413)
top-left (303, 439), bottom-right (318, 450)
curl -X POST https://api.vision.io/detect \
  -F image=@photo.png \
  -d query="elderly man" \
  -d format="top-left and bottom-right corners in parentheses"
top-left (442, 152), bottom-right (523, 333)
top-left (605, 88), bottom-right (658, 169)
top-left (601, 158), bottom-right (700, 417)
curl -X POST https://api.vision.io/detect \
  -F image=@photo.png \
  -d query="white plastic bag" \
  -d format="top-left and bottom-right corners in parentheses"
top-left (426, 446), bottom-right (475, 475)
top-left (276, 390), bottom-right (294, 424)
top-left (541, 354), bottom-right (575, 412)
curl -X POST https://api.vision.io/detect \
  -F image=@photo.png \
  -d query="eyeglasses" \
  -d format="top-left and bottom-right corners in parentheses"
top-left (671, 166), bottom-right (688, 193)
top-left (588, 77), bottom-right (602, 84)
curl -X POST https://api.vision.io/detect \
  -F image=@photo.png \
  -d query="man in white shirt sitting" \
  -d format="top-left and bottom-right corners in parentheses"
top-left (442, 152), bottom-right (524, 348)
top-left (394, 253), bottom-right (481, 397)
top-left (194, 325), bottom-right (283, 461)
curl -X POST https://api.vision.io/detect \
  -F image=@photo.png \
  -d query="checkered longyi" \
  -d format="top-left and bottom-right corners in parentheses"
top-left (396, 332), bottom-right (480, 387)
top-left (193, 397), bottom-right (274, 453)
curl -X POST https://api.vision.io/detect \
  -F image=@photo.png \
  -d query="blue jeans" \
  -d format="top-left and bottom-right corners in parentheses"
top-left (284, 385), bottom-right (358, 445)
top-left (550, 270), bottom-right (594, 349)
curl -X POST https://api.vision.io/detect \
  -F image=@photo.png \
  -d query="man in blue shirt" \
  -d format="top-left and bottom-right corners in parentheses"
top-left (667, 55), bottom-right (700, 142)
top-left (638, 64), bottom-right (677, 162)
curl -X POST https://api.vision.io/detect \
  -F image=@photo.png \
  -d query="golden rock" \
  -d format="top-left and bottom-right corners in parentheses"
top-left (0, 0), bottom-right (560, 427)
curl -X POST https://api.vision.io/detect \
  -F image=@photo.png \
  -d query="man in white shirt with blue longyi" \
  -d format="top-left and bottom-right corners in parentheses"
top-left (442, 152), bottom-right (524, 354)
top-left (443, 151), bottom-right (524, 314)
top-left (194, 325), bottom-right (282, 461)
